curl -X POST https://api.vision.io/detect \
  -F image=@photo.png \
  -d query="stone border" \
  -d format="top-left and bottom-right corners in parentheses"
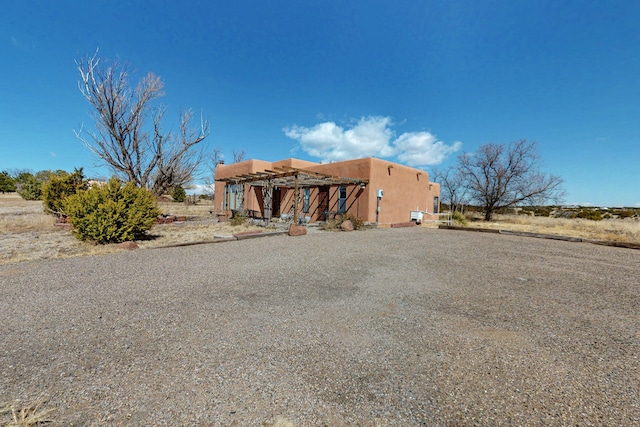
top-left (390, 222), bottom-right (417, 228)
top-left (438, 225), bottom-right (640, 250)
top-left (149, 230), bottom-right (289, 249)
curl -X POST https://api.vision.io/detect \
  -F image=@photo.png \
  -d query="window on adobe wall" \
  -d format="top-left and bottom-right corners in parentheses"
top-left (303, 187), bottom-right (310, 213)
top-left (224, 184), bottom-right (243, 210)
top-left (433, 196), bottom-right (439, 214)
top-left (224, 185), bottom-right (234, 210)
top-left (338, 186), bottom-right (347, 214)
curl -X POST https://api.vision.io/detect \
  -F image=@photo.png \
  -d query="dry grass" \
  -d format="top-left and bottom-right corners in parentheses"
top-left (319, 213), bottom-right (368, 231)
top-left (2, 193), bottom-right (638, 264)
top-left (0, 397), bottom-right (55, 427)
top-left (136, 220), bottom-right (263, 249)
top-left (0, 193), bottom-right (39, 207)
top-left (0, 195), bottom-right (54, 234)
top-left (0, 214), bottom-right (54, 234)
top-left (156, 199), bottom-right (216, 217)
top-left (0, 194), bottom-right (263, 264)
top-left (463, 213), bottom-right (640, 243)
top-left (267, 418), bottom-right (296, 427)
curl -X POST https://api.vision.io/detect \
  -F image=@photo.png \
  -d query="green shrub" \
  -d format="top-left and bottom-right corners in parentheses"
top-left (229, 212), bottom-right (248, 226)
top-left (533, 206), bottom-right (552, 217)
top-left (0, 171), bottom-right (16, 193)
top-left (15, 173), bottom-right (43, 200)
top-left (42, 168), bottom-right (88, 214)
top-left (63, 178), bottom-right (160, 244)
top-left (617, 209), bottom-right (635, 219)
top-left (554, 209), bottom-right (574, 219)
top-left (575, 209), bottom-right (603, 221)
top-left (452, 211), bottom-right (468, 225)
top-left (171, 185), bottom-right (186, 203)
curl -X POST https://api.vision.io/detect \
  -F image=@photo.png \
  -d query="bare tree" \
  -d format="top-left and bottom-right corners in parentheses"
top-left (74, 52), bottom-right (209, 195)
top-left (457, 140), bottom-right (564, 221)
top-left (201, 147), bottom-right (223, 200)
top-left (431, 165), bottom-right (467, 212)
top-left (232, 149), bottom-right (246, 163)
top-left (209, 147), bottom-right (223, 173)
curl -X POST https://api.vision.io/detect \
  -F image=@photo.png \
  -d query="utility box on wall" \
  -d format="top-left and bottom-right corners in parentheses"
top-left (377, 189), bottom-right (384, 198)
top-left (410, 210), bottom-right (424, 223)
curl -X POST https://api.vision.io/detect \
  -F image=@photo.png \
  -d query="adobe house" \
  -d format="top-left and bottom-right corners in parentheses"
top-left (214, 157), bottom-right (441, 225)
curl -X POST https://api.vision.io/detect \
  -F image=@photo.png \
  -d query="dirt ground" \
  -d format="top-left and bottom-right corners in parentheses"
top-left (0, 195), bottom-right (265, 265)
top-left (1, 228), bottom-right (638, 426)
top-left (2, 193), bottom-right (638, 265)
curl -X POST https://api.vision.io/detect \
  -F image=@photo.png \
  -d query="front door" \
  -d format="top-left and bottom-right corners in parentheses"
top-left (272, 188), bottom-right (281, 217)
top-left (318, 186), bottom-right (329, 220)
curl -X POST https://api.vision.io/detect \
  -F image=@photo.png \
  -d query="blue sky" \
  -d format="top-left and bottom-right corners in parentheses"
top-left (1, 0), bottom-right (639, 206)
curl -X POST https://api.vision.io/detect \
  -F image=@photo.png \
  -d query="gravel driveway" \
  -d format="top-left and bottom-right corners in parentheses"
top-left (1, 228), bottom-right (638, 426)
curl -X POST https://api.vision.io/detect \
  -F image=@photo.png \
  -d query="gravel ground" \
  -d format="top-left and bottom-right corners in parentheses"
top-left (0, 228), bottom-right (638, 426)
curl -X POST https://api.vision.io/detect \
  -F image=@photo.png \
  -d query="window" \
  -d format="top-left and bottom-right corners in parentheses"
top-left (433, 196), bottom-right (439, 214)
top-left (338, 186), bottom-right (347, 214)
top-left (225, 184), bottom-right (243, 210)
top-left (303, 188), bottom-right (310, 213)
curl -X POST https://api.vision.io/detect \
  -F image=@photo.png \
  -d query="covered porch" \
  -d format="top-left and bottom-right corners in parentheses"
top-left (217, 166), bottom-right (369, 224)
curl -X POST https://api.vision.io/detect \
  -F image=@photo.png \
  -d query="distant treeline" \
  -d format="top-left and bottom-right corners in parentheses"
top-left (440, 204), bottom-right (639, 221)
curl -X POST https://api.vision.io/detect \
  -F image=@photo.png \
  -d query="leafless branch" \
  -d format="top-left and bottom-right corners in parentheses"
top-left (74, 52), bottom-right (209, 194)
top-left (457, 140), bottom-right (565, 220)
top-left (232, 149), bottom-right (246, 163)
top-left (431, 165), bottom-right (468, 212)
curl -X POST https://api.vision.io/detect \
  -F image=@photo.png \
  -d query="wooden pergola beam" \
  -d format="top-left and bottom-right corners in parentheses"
top-left (218, 168), bottom-right (368, 188)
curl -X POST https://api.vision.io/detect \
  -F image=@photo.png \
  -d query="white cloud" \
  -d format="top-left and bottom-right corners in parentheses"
top-left (284, 116), bottom-right (395, 162)
top-left (395, 132), bottom-right (462, 166)
top-left (49, 152), bottom-right (57, 157)
top-left (284, 116), bottom-right (461, 167)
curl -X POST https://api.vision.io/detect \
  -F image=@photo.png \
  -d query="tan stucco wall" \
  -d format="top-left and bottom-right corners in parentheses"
top-left (214, 157), bottom-right (441, 224)
top-left (213, 159), bottom-right (275, 213)
top-left (304, 158), bottom-right (372, 222)
top-left (365, 158), bottom-right (439, 223)
top-left (272, 159), bottom-right (319, 169)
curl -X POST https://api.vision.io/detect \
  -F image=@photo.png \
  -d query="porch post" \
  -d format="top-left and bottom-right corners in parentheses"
top-left (262, 183), bottom-right (272, 225)
top-left (293, 173), bottom-right (299, 224)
